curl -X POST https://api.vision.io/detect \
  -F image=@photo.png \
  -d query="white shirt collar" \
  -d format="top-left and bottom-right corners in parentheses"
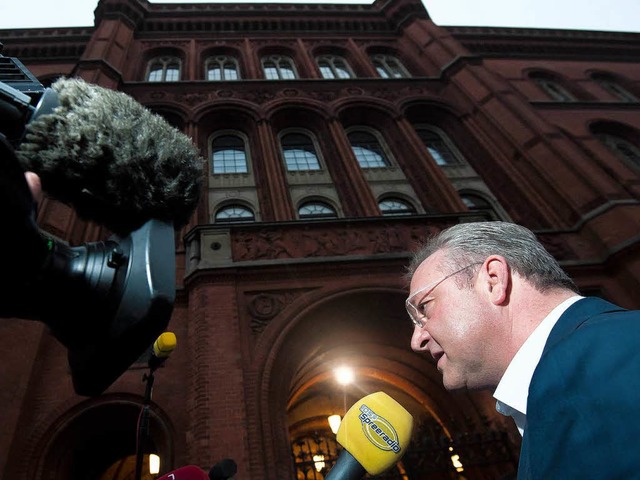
top-left (494, 295), bottom-right (583, 435)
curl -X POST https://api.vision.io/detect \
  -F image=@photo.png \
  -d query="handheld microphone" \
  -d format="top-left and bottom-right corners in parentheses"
top-left (325, 392), bottom-right (414, 480)
top-left (157, 465), bottom-right (209, 480)
top-left (149, 332), bottom-right (177, 370)
top-left (208, 458), bottom-right (237, 480)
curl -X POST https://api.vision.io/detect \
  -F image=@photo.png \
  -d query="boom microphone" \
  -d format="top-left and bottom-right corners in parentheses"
top-left (0, 54), bottom-right (199, 396)
top-left (325, 392), bottom-right (413, 480)
top-left (14, 76), bottom-right (203, 235)
top-left (157, 465), bottom-right (209, 480)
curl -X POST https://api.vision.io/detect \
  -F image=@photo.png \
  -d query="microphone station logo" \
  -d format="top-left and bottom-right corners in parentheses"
top-left (358, 404), bottom-right (401, 453)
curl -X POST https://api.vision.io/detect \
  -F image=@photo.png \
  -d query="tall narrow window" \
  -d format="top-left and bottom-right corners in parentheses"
top-left (530, 73), bottom-right (575, 102)
top-left (281, 132), bottom-right (321, 171)
top-left (348, 130), bottom-right (391, 169)
top-left (316, 55), bottom-right (353, 79)
top-left (596, 133), bottom-right (640, 169)
top-left (212, 134), bottom-right (248, 174)
top-left (370, 54), bottom-right (409, 79)
top-left (262, 55), bottom-right (297, 80)
top-left (147, 57), bottom-right (181, 82)
top-left (592, 74), bottom-right (637, 102)
top-left (415, 126), bottom-right (463, 166)
top-left (206, 56), bottom-right (240, 81)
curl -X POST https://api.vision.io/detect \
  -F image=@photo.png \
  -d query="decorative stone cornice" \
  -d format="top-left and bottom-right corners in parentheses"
top-left (0, 27), bottom-right (91, 62)
top-left (449, 26), bottom-right (640, 60)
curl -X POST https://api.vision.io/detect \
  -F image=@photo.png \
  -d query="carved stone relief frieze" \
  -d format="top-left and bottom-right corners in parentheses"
top-left (232, 223), bottom-right (444, 262)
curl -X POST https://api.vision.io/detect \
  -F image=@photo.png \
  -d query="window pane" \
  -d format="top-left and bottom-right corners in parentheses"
top-left (224, 65), bottom-right (239, 80)
top-left (299, 202), bottom-right (337, 218)
top-left (349, 132), bottom-right (389, 168)
top-left (319, 63), bottom-right (335, 79)
top-left (336, 66), bottom-right (352, 79)
top-left (416, 129), bottom-right (460, 166)
top-left (208, 67), bottom-right (222, 81)
top-left (372, 56), bottom-right (406, 79)
top-left (598, 133), bottom-right (640, 167)
top-left (282, 133), bottom-right (321, 171)
top-left (379, 199), bottom-right (414, 216)
top-left (264, 64), bottom-right (279, 80)
top-left (215, 205), bottom-right (254, 222)
top-left (461, 194), bottom-right (491, 210)
top-left (165, 66), bottom-right (180, 82)
top-left (374, 63), bottom-right (389, 79)
top-left (600, 80), bottom-right (637, 102)
top-left (148, 66), bottom-right (163, 82)
top-left (212, 135), bottom-right (248, 174)
top-left (280, 66), bottom-right (296, 79)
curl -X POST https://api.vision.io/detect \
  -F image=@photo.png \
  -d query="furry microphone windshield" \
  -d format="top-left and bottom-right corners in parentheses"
top-left (15, 78), bottom-right (203, 235)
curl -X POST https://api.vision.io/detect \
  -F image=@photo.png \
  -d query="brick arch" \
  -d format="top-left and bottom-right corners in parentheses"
top-left (250, 285), bottom-right (498, 479)
top-left (24, 393), bottom-right (176, 480)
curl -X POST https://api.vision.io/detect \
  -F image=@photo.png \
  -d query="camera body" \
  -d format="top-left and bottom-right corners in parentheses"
top-left (0, 51), bottom-right (176, 396)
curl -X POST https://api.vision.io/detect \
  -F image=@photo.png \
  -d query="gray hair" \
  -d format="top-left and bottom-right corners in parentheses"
top-left (407, 221), bottom-right (578, 293)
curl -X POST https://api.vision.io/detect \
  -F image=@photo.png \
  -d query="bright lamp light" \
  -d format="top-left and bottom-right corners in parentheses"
top-left (149, 454), bottom-right (160, 475)
top-left (334, 366), bottom-right (354, 385)
top-left (328, 414), bottom-right (342, 434)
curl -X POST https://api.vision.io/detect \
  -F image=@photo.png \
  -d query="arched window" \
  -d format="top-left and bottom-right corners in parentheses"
top-left (206, 55), bottom-right (240, 81)
top-left (529, 72), bottom-right (575, 101)
top-left (460, 192), bottom-right (501, 220)
top-left (281, 132), bottom-right (321, 171)
top-left (370, 54), bottom-right (409, 79)
top-left (461, 193), bottom-right (492, 210)
top-left (212, 134), bottom-right (248, 174)
top-left (348, 130), bottom-right (391, 169)
top-left (147, 57), bottom-right (181, 82)
top-left (414, 126), bottom-right (463, 166)
top-left (316, 55), bottom-right (353, 79)
top-left (378, 198), bottom-right (415, 216)
top-left (596, 133), bottom-right (640, 169)
top-left (592, 73), bottom-right (637, 102)
top-left (215, 204), bottom-right (255, 223)
top-left (262, 55), bottom-right (297, 80)
top-left (298, 201), bottom-right (337, 219)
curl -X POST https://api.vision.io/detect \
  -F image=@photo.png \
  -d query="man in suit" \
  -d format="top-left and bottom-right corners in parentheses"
top-left (405, 221), bottom-right (640, 478)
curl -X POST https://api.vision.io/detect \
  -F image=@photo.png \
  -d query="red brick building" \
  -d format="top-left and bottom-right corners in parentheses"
top-left (1, 0), bottom-right (640, 478)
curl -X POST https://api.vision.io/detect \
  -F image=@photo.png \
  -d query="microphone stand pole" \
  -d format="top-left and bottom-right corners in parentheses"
top-left (135, 367), bottom-right (156, 480)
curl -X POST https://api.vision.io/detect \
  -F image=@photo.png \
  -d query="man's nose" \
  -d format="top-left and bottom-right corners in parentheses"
top-left (411, 325), bottom-right (430, 352)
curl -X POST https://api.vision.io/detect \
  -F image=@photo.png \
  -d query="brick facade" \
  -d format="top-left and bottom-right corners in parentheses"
top-left (1, 0), bottom-right (639, 478)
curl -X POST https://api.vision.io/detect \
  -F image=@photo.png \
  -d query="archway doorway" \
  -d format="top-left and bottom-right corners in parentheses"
top-left (272, 288), bottom-right (519, 479)
top-left (35, 395), bottom-right (174, 480)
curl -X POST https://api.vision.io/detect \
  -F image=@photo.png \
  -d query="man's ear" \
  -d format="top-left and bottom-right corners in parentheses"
top-left (482, 255), bottom-right (510, 305)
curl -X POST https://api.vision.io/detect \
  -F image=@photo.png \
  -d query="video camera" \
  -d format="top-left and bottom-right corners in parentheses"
top-left (0, 47), bottom-right (176, 396)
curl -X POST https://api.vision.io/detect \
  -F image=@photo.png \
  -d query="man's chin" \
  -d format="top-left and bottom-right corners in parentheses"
top-left (442, 374), bottom-right (465, 391)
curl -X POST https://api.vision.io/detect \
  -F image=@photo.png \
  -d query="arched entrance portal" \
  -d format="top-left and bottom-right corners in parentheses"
top-left (32, 394), bottom-right (174, 480)
top-left (262, 287), bottom-right (520, 479)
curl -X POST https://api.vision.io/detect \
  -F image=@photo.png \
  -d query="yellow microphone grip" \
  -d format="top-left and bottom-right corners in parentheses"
top-left (153, 332), bottom-right (177, 358)
top-left (336, 391), bottom-right (414, 476)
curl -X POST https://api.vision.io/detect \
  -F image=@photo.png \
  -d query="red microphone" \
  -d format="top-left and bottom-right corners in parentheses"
top-left (156, 465), bottom-right (209, 480)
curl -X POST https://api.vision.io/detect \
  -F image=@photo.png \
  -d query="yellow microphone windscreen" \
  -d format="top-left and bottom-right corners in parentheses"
top-left (336, 391), bottom-right (413, 476)
top-left (153, 332), bottom-right (177, 358)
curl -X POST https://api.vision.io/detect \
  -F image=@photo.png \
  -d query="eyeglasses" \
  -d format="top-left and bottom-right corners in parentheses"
top-left (405, 262), bottom-right (482, 328)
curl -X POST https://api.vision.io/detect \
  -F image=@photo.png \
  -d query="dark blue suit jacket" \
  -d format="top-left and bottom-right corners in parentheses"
top-left (517, 297), bottom-right (640, 479)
